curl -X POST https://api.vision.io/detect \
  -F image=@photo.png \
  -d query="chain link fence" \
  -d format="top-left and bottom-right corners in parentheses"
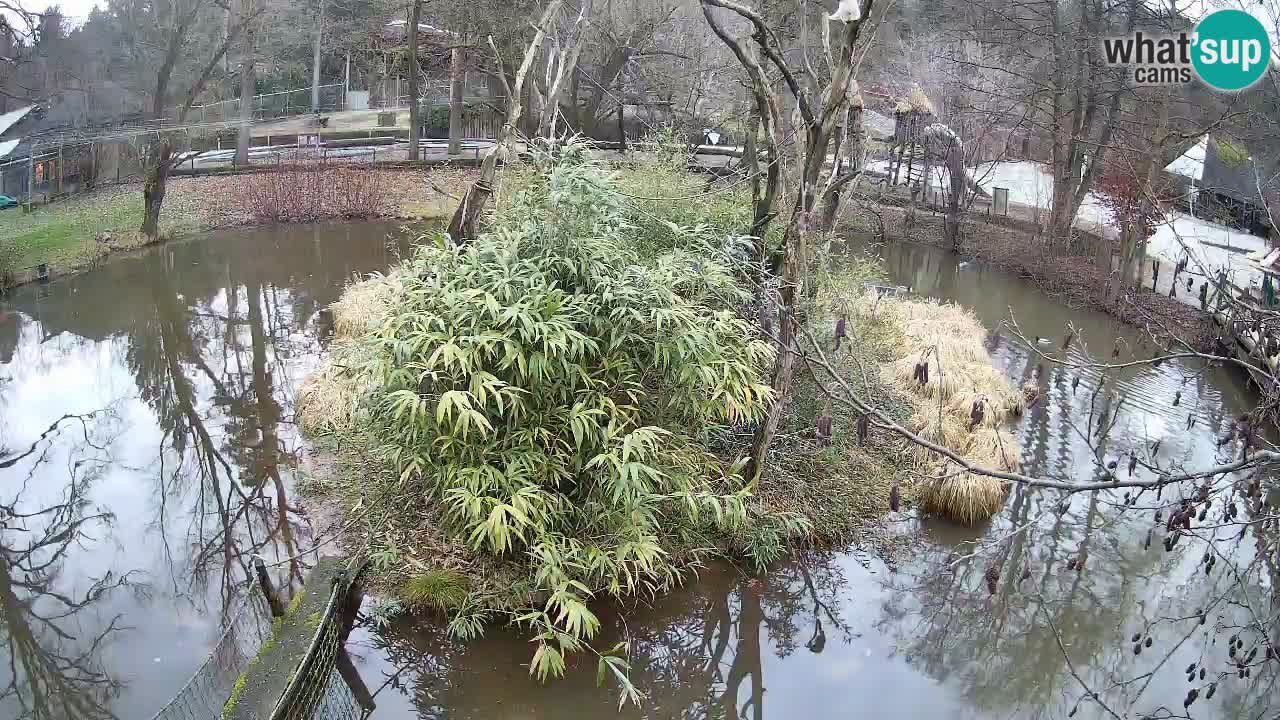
top-left (189, 85), bottom-right (347, 125)
top-left (269, 561), bottom-right (370, 720)
top-left (147, 588), bottom-right (275, 720)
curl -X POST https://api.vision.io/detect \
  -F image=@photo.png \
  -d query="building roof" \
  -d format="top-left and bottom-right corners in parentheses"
top-left (0, 104), bottom-right (35, 137)
top-left (0, 138), bottom-right (18, 159)
top-left (1201, 136), bottom-right (1267, 207)
top-left (1164, 134), bottom-right (1206, 181)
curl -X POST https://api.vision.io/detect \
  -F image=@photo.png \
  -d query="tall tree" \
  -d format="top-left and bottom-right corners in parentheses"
top-left (235, 0), bottom-right (257, 165)
top-left (407, 0), bottom-right (422, 161)
top-left (136, 0), bottom-right (258, 239)
top-left (701, 0), bottom-right (876, 479)
top-left (447, 45), bottom-right (464, 155)
top-left (310, 0), bottom-right (326, 111)
top-left (535, 1), bottom-right (590, 138)
top-left (446, 0), bottom-right (561, 241)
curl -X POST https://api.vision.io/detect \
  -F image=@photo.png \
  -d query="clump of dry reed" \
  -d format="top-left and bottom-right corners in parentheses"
top-left (298, 273), bottom-right (399, 435)
top-left (297, 355), bottom-right (365, 435)
top-left (855, 289), bottom-right (1020, 525)
top-left (331, 272), bottom-right (399, 339)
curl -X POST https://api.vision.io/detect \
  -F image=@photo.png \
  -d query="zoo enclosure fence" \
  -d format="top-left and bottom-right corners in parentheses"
top-left (145, 588), bottom-right (276, 720)
top-left (147, 561), bottom-right (371, 720)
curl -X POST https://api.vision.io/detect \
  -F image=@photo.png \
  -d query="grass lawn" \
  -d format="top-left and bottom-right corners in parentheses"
top-left (0, 186), bottom-right (201, 277)
top-left (0, 168), bottom-right (472, 286)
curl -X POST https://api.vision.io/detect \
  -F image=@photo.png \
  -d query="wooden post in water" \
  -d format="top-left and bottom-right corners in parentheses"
top-left (254, 557), bottom-right (286, 618)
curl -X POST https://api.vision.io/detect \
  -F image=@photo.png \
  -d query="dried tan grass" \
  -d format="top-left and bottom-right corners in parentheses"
top-left (299, 273), bottom-right (402, 435)
top-left (858, 289), bottom-right (1020, 524)
top-left (296, 354), bottom-right (366, 435)
top-left (921, 465), bottom-right (1008, 526)
top-left (908, 413), bottom-right (969, 462)
top-left (908, 85), bottom-right (936, 114)
top-left (332, 273), bottom-right (399, 339)
top-left (967, 427), bottom-right (1021, 472)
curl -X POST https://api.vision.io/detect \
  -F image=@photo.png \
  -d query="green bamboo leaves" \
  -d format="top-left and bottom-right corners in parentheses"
top-left (346, 143), bottom-right (774, 675)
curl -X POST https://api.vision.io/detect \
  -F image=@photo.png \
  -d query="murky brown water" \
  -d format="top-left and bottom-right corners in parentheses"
top-left (2, 228), bottom-right (1276, 720)
top-left (0, 222), bottom-right (411, 719)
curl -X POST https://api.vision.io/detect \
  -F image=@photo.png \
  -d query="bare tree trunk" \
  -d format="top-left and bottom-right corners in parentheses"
top-left (819, 96), bottom-right (864, 232)
top-left (1108, 88), bottom-right (1171, 302)
top-left (701, 3), bottom-right (781, 263)
top-left (616, 102), bottom-right (626, 150)
top-left (743, 106), bottom-right (762, 236)
top-left (407, 0), bottom-right (421, 161)
top-left (448, 47), bottom-right (464, 156)
top-left (141, 11), bottom-right (250, 239)
top-left (235, 0), bottom-right (256, 166)
top-left (748, 204), bottom-right (809, 478)
top-left (142, 138), bottom-right (174, 239)
top-left (310, 0), bottom-right (326, 112)
top-left (580, 47), bottom-right (631, 137)
top-left (447, 1), bottom-right (562, 241)
top-left (698, 0), bottom-right (873, 479)
top-left (944, 143), bottom-right (964, 250)
top-left (537, 5), bottom-right (590, 138)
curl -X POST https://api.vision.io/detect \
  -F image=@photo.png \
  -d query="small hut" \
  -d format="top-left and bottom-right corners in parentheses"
top-left (887, 85), bottom-right (936, 188)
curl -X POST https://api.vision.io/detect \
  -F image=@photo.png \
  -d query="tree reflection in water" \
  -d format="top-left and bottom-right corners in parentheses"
top-left (355, 555), bottom-right (854, 720)
top-left (352, 474), bottom-right (1277, 720)
top-left (0, 224), bottom-right (406, 718)
top-left (877, 480), bottom-right (1279, 719)
top-left (124, 251), bottom-right (327, 619)
top-left (0, 411), bottom-right (135, 720)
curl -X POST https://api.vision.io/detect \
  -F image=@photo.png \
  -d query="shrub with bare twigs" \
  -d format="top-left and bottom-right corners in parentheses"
top-left (233, 160), bottom-right (389, 223)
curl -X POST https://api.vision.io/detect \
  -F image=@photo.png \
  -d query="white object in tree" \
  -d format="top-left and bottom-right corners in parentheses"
top-left (829, 0), bottom-right (862, 21)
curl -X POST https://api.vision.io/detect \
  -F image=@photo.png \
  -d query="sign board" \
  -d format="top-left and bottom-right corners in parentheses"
top-left (992, 187), bottom-right (1009, 216)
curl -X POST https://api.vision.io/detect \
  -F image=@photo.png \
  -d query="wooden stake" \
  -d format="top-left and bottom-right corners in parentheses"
top-left (254, 556), bottom-right (286, 617)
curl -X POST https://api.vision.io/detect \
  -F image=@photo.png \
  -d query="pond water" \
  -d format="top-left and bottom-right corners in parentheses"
top-left (0, 222), bottom-right (411, 719)
top-left (1, 226), bottom-right (1275, 720)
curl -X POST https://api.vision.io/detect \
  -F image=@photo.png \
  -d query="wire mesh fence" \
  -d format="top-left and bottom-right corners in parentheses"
top-left (189, 85), bottom-right (347, 125)
top-left (270, 561), bottom-right (370, 720)
top-left (147, 588), bottom-right (275, 720)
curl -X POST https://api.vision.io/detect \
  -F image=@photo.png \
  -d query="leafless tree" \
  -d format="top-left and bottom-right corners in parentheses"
top-left (135, 0), bottom-right (261, 238)
top-left (235, 0), bottom-right (258, 165)
top-left (446, 0), bottom-right (561, 241)
top-left (700, 0), bottom-right (877, 479)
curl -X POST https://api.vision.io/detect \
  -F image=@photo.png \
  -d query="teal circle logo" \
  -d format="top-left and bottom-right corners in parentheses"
top-left (1192, 9), bottom-right (1272, 91)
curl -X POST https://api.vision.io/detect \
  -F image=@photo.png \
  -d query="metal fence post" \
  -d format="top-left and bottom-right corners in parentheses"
top-left (56, 135), bottom-right (64, 196)
top-left (26, 146), bottom-right (34, 206)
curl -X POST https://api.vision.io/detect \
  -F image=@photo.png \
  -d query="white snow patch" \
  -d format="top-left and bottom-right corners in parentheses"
top-left (961, 159), bottom-right (1264, 287)
top-left (865, 159), bottom-right (949, 191)
top-left (1146, 211), bottom-right (1267, 291)
top-left (0, 138), bottom-right (19, 159)
top-left (969, 161), bottom-right (1055, 208)
top-left (868, 156), bottom-right (1264, 286)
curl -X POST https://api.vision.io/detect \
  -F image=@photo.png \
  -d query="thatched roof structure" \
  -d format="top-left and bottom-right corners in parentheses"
top-left (894, 85), bottom-right (936, 116)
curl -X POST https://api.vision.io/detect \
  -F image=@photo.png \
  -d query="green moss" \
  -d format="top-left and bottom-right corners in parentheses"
top-left (221, 672), bottom-right (249, 719)
top-left (285, 589), bottom-right (306, 616)
top-left (306, 611), bottom-right (323, 628)
top-left (1215, 136), bottom-right (1249, 168)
